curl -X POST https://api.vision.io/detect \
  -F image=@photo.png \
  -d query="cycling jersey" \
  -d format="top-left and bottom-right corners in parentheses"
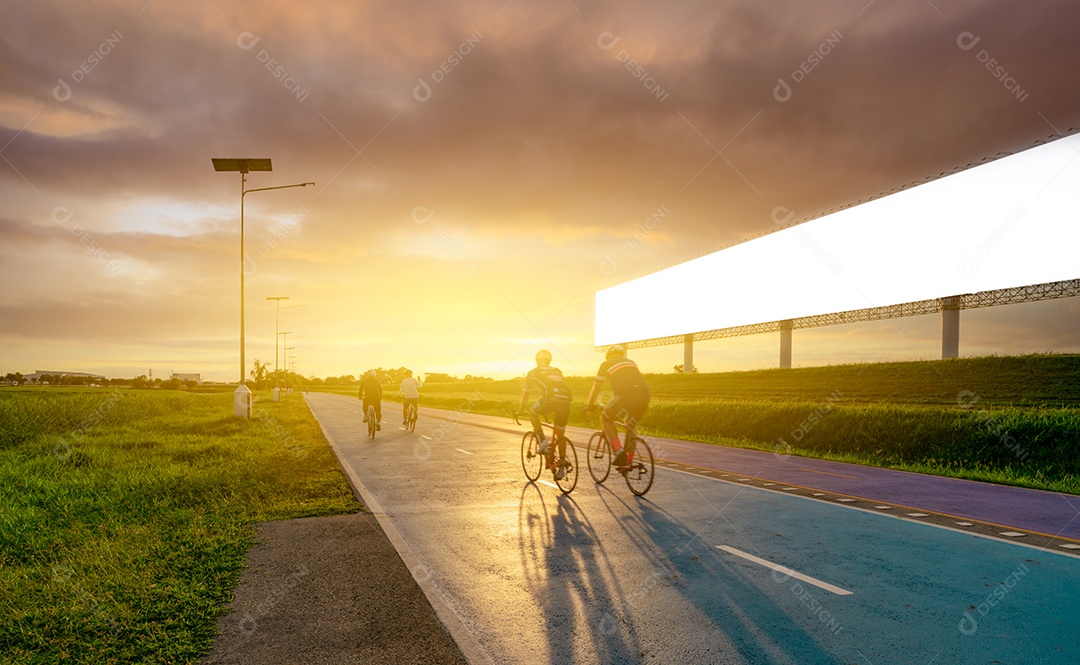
top-left (359, 376), bottom-right (382, 400)
top-left (399, 376), bottom-right (422, 399)
top-left (595, 357), bottom-right (648, 396)
top-left (525, 366), bottom-right (572, 402)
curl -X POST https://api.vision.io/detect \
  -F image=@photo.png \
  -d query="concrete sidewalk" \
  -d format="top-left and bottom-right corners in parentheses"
top-left (202, 514), bottom-right (469, 665)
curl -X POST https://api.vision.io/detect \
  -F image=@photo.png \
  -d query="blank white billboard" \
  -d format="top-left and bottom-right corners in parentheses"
top-left (596, 133), bottom-right (1080, 346)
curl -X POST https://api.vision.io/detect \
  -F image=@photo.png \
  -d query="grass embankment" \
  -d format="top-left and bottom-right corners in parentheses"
top-left (0, 388), bottom-right (358, 664)
top-left (320, 355), bottom-right (1080, 494)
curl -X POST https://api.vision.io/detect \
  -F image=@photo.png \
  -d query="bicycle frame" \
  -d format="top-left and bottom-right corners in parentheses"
top-left (513, 411), bottom-right (577, 493)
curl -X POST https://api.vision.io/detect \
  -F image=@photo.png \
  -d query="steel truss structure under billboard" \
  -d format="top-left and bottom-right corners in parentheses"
top-left (602, 278), bottom-right (1080, 368)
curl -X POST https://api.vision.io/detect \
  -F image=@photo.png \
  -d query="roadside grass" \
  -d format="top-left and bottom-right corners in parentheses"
top-left (0, 388), bottom-right (358, 664)
top-left (314, 354), bottom-right (1080, 494)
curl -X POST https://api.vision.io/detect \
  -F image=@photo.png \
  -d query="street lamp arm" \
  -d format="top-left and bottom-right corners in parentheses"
top-left (243, 182), bottom-right (315, 197)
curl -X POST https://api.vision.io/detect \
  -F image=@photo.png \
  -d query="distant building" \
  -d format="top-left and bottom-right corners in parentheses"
top-left (171, 372), bottom-right (202, 383)
top-left (25, 370), bottom-right (105, 383)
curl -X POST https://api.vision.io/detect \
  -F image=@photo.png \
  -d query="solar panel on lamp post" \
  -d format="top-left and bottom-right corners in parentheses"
top-left (211, 158), bottom-right (313, 417)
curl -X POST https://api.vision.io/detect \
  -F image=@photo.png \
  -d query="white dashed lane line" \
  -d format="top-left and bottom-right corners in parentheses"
top-left (717, 545), bottom-right (853, 596)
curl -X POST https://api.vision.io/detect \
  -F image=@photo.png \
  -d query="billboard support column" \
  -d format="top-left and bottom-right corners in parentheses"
top-left (683, 335), bottom-right (694, 373)
top-left (942, 296), bottom-right (960, 359)
top-left (779, 320), bottom-right (793, 368)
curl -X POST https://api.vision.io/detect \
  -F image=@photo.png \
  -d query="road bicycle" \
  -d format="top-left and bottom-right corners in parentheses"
top-left (367, 404), bottom-right (378, 439)
top-left (404, 402), bottom-right (418, 432)
top-left (585, 405), bottom-right (655, 496)
top-left (514, 412), bottom-right (578, 494)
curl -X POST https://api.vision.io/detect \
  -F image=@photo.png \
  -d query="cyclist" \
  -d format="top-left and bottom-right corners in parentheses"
top-left (358, 369), bottom-right (382, 430)
top-left (586, 345), bottom-right (650, 471)
top-left (398, 369), bottom-right (422, 424)
top-left (518, 349), bottom-right (572, 480)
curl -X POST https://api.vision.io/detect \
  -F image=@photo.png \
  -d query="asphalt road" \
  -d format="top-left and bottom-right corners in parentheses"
top-left (306, 392), bottom-right (1079, 664)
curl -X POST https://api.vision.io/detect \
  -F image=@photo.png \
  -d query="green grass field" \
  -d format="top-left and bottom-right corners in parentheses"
top-left (321, 354), bottom-right (1080, 494)
top-left (0, 388), bottom-right (358, 664)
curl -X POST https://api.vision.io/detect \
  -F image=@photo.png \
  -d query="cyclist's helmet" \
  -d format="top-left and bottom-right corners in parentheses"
top-left (535, 349), bottom-right (552, 366)
top-left (606, 344), bottom-right (626, 359)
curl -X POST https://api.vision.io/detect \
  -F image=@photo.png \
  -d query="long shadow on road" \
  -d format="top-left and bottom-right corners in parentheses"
top-left (517, 476), bottom-right (841, 664)
top-left (591, 485), bottom-right (843, 664)
top-left (518, 482), bottom-right (647, 664)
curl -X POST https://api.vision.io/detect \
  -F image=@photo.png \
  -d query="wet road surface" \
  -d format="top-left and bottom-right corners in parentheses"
top-left (307, 392), bottom-right (1079, 664)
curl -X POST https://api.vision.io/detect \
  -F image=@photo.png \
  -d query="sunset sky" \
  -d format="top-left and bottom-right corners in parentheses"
top-left (2, 0), bottom-right (1079, 382)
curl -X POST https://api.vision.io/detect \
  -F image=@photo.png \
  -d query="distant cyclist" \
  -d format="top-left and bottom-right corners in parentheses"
top-left (519, 349), bottom-right (572, 480)
top-left (586, 345), bottom-right (650, 470)
top-left (359, 369), bottom-right (382, 430)
top-left (398, 369), bottom-right (423, 424)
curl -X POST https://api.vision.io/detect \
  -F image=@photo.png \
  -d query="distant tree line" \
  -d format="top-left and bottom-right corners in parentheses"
top-left (301, 368), bottom-right (495, 386)
top-left (4, 366), bottom-right (494, 389)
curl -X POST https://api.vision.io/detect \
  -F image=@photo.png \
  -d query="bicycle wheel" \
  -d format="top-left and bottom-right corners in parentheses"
top-left (368, 405), bottom-right (377, 439)
top-left (521, 431), bottom-right (543, 481)
top-left (587, 431), bottom-right (611, 483)
top-left (623, 437), bottom-right (654, 496)
top-left (554, 437), bottom-right (578, 494)
top-left (406, 404), bottom-right (417, 432)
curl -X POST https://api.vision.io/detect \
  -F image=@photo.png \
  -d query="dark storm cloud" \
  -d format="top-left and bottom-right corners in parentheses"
top-left (5, 0), bottom-right (1078, 243)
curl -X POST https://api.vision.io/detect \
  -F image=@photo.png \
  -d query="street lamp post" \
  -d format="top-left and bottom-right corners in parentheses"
top-left (266, 300), bottom-right (304, 400)
top-left (279, 332), bottom-right (291, 391)
top-left (211, 158), bottom-right (313, 417)
top-left (266, 296), bottom-right (288, 400)
top-left (288, 351), bottom-right (301, 392)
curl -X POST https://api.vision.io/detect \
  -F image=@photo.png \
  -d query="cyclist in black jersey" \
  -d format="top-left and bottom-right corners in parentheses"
top-left (358, 369), bottom-right (382, 430)
top-left (586, 345), bottom-right (650, 469)
top-left (519, 349), bottom-right (572, 480)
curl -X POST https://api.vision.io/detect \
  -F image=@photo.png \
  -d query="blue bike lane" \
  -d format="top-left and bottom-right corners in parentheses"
top-left (407, 405), bottom-right (1080, 661)
top-left (412, 403), bottom-right (1080, 545)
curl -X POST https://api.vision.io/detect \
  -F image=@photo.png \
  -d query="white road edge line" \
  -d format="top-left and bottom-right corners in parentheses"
top-left (717, 545), bottom-right (853, 596)
top-left (456, 448), bottom-right (473, 455)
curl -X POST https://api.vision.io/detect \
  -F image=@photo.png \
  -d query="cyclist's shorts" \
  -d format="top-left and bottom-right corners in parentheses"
top-left (531, 399), bottom-right (571, 428)
top-left (603, 390), bottom-right (649, 429)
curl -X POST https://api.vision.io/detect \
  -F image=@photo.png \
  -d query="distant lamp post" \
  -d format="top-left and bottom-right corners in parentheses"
top-left (285, 346), bottom-right (296, 392)
top-left (278, 331), bottom-right (291, 395)
top-left (267, 296), bottom-right (288, 400)
top-left (267, 297), bottom-right (304, 400)
top-left (211, 158), bottom-right (313, 417)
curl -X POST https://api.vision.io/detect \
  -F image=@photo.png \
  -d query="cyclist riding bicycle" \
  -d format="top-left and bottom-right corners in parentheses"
top-left (399, 369), bottom-right (422, 424)
top-left (519, 349), bottom-right (572, 481)
top-left (359, 369), bottom-right (382, 431)
top-left (586, 345), bottom-right (650, 471)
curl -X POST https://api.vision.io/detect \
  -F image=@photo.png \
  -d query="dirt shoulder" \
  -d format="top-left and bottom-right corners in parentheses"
top-left (202, 512), bottom-right (468, 665)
